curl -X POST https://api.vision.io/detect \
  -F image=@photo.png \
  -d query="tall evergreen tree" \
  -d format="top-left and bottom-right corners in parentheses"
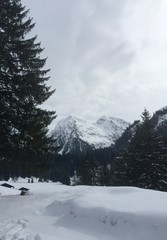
top-left (112, 109), bottom-right (167, 191)
top-left (0, 0), bottom-right (56, 177)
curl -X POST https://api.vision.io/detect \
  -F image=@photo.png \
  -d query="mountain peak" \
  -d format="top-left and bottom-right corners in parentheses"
top-left (63, 115), bottom-right (76, 122)
top-left (61, 115), bottom-right (87, 124)
top-left (98, 115), bottom-right (116, 120)
top-left (52, 115), bottom-right (129, 155)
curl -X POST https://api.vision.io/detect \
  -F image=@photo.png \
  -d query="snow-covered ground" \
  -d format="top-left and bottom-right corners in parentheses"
top-left (0, 179), bottom-right (167, 240)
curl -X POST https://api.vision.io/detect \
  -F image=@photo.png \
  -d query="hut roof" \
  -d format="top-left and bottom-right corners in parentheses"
top-left (1, 183), bottom-right (14, 188)
top-left (19, 187), bottom-right (29, 191)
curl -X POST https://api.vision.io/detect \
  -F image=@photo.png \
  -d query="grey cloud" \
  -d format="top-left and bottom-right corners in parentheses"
top-left (22, 0), bottom-right (167, 128)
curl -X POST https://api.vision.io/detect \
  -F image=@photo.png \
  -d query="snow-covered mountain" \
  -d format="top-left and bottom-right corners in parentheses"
top-left (152, 106), bottom-right (167, 127)
top-left (51, 115), bottom-right (129, 155)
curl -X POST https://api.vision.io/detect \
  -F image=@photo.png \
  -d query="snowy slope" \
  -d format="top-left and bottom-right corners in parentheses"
top-left (157, 114), bottom-right (167, 126)
top-left (152, 106), bottom-right (167, 127)
top-left (51, 115), bottom-right (129, 154)
top-left (156, 111), bottom-right (167, 126)
top-left (0, 180), bottom-right (167, 240)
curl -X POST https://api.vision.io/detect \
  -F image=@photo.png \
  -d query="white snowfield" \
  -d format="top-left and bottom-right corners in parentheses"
top-left (0, 180), bottom-right (167, 240)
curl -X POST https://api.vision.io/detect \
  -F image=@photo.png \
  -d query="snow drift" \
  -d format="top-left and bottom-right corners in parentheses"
top-left (0, 180), bottom-right (167, 240)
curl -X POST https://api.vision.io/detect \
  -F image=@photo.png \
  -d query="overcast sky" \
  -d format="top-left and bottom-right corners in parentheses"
top-left (22, 0), bottom-right (167, 128)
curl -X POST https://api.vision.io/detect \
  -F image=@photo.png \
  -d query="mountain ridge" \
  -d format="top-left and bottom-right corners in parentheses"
top-left (51, 115), bottom-right (130, 155)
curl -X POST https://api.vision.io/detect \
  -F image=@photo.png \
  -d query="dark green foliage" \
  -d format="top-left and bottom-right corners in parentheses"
top-left (112, 109), bottom-right (167, 191)
top-left (76, 148), bottom-right (113, 186)
top-left (79, 151), bottom-right (100, 185)
top-left (48, 153), bottom-right (72, 185)
top-left (94, 148), bottom-right (113, 186)
top-left (111, 155), bottom-right (128, 186)
top-left (113, 120), bottom-right (140, 155)
top-left (44, 147), bottom-right (113, 186)
top-left (0, 0), bottom-right (56, 179)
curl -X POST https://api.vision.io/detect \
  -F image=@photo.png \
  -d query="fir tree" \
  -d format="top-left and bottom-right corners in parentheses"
top-left (112, 109), bottom-right (167, 191)
top-left (137, 109), bottom-right (167, 190)
top-left (0, 0), bottom-right (56, 177)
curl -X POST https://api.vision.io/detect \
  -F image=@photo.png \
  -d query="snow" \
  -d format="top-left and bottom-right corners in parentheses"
top-left (0, 179), bottom-right (167, 240)
top-left (52, 115), bottom-right (129, 154)
top-left (157, 106), bottom-right (167, 112)
top-left (0, 186), bottom-right (19, 196)
top-left (157, 113), bottom-right (167, 126)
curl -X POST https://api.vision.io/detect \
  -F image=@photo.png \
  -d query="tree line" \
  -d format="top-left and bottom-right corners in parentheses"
top-left (71, 109), bottom-right (167, 191)
top-left (111, 109), bottom-right (167, 191)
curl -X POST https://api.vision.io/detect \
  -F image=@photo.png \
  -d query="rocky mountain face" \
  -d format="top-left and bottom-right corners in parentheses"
top-left (51, 115), bottom-right (130, 155)
top-left (152, 106), bottom-right (167, 127)
top-left (152, 106), bottom-right (167, 145)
